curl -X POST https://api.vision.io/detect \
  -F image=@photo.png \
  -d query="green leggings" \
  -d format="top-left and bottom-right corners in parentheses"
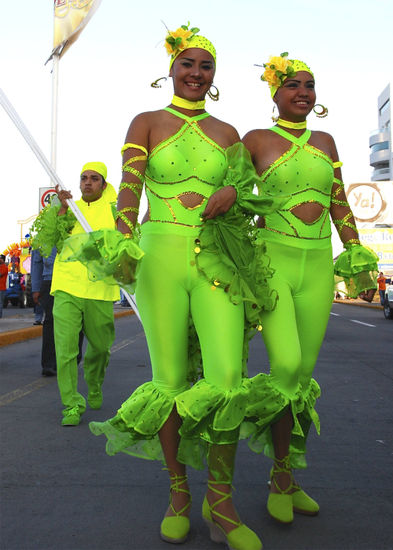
top-left (135, 228), bottom-right (244, 396)
top-left (53, 291), bottom-right (115, 414)
top-left (260, 241), bottom-right (334, 399)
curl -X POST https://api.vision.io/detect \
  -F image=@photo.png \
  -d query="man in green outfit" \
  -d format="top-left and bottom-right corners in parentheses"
top-left (40, 162), bottom-right (120, 426)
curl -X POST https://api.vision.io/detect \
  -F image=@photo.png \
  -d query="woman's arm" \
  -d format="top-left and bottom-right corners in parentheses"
top-left (327, 134), bottom-right (360, 246)
top-left (116, 113), bottom-right (149, 236)
top-left (326, 134), bottom-right (378, 300)
top-left (202, 123), bottom-right (240, 219)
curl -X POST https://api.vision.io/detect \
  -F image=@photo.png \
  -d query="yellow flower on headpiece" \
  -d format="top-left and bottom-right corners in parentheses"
top-left (262, 67), bottom-right (281, 91)
top-left (259, 52), bottom-right (314, 97)
top-left (261, 52), bottom-right (295, 97)
top-left (268, 55), bottom-right (292, 75)
top-left (165, 22), bottom-right (200, 58)
top-left (164, 27), bottom-right (193, 55)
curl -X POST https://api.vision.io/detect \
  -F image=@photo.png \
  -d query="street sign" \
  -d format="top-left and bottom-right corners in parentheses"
top-left (39, 187), bottom-right (57, 211)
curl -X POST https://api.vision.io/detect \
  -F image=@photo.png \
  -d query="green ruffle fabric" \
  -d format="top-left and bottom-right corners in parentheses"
top-left (222, 142), bottom-right (289, 216)
top-left (89, 378), bottom-right (254, 474)
top-left (241, 375), bottom-right (321, 469)
top-left (176, 378), bottom-right (251, 473)
top-left (59, 229), bottom-right (144, 294)
top-left (89, 382), bottom-right (176, 462)
top-left (30, 203), bottom-right (76, 257)
top-left (195, 143), bottom-right (288, 373)
top-left (334, 244), bottom-right (378, 297)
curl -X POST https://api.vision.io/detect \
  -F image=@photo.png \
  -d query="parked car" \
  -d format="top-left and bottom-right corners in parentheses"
top-left (383, 283), bottom-right (393, 320)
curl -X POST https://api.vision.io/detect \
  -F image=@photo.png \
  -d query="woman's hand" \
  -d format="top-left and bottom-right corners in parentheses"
top-left (55, 185), bottom-right (73, 216)
top-left (202, 186), bottom-right (237, 220)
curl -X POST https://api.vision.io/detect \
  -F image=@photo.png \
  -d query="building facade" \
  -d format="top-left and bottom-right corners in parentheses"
top-left (369, 83), bottom-right (392, 181)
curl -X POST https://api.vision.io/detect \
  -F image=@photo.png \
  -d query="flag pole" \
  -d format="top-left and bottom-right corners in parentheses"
top-left (0, 88), bottom-right (141, 321)
top-left (50, 53), bottom-right (59, 175)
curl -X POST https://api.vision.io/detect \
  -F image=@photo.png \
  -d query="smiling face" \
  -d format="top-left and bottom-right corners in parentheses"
top-left (169, 48), bottom-right (215, 101)
top-left (80, 170), bottom-right (107, 203)
top-left (274, 71), bottom-right (316, 122)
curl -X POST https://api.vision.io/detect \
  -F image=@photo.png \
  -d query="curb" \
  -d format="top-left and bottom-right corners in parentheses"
top-left (0, 309), bottom-right (135, 348)
top-left (333, 299), bottom-right (383, 310)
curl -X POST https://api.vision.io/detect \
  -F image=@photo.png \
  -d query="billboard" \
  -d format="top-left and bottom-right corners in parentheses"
top-left (346, 181), bottom-right (393, 274)
top-left (346, 181), bottom-right (393, 227)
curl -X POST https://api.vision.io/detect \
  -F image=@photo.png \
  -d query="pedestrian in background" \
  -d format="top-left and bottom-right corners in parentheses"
top-left (31, 247), bottom-right (57, 375)
top-left (0, 254), bottom-right (8, 319)
top-left (377, 272), bottom-right (387, 306)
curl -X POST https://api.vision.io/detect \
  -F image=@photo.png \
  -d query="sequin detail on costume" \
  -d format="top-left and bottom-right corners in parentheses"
top-left (116, 147), bottom-right (148, 232)
top-left (144, 108), bottom-right (227, 228)
top-left (258, 126), bottom-right (337, 246)
top-left (330, 177), bottom-right (358, 240)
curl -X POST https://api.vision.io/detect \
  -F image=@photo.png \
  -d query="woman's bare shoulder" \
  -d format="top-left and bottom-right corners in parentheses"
top-left (130, 109), bottom-right (168, 126)
top-left (207, 115), bottom-right (240, 144)
top-left (311, 130), bottom-right (335, 142)
top-left (310, 130), bottom-right (338, 159)
top-left (242, 129), bottom-right (273, 153)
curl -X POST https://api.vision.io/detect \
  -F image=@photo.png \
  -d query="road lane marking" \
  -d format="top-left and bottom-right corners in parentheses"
top-left (350, 320), bottom-right (376, 328)
top-left (330, 312), bottom-right (340, 316)
top-left (0, 378), bottom-right (54, 407)
top-left (111, 331), bottom-right (145, 353)
top-left (1, 331), bottom-right (146, 407)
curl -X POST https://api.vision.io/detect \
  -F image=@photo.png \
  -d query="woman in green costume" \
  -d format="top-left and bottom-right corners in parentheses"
top-left (242, 53), bottom-right (378, 525)
top-left (89, 24), bottom-right (269, 550)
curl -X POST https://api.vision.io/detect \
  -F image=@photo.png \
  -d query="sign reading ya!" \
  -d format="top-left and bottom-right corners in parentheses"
top-left (346, 182), bottom-right (391, 224)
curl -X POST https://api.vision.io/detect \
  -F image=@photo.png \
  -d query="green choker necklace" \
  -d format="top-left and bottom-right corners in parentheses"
top-left (171, 95), bottom-right (206, 110)
top-left (277, 118), bottom-right (307, 129)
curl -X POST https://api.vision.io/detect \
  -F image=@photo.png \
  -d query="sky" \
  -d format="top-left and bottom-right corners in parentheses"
top-left (1, 0), bottom-right (392, 257)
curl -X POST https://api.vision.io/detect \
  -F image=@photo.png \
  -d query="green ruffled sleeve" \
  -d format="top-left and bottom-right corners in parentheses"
top-left (30, 201), bottom-right (76, 257)
top-left (334, 243), bottom-right (379, 297)
top-left (59, 229), bottom-right (144, 294)
top-left (219, 142), bottom-right (288, 216)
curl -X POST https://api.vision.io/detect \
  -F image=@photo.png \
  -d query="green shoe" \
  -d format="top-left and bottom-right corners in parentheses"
top-left (61, 407), bottom-right (81, 427)
top-left (160, 473), bottom-right (191, 544)
top-left (292, 486), bottom-right (319, 516)
top-left (267, 456), bottom-right (294, 524)
top-left (202, 480), bottom-right (262, 550)
top-left (88, 389), bottom-right (103, 410)
top-left (267, 493), bottom-right (293, 524)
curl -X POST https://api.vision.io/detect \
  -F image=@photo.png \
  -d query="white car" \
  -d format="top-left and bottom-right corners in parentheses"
top-left (383, 283), bottom-right (393, 320)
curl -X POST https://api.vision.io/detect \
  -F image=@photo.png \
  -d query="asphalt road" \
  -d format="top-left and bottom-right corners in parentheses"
top-left (1, 303), bottom-right (392, 550)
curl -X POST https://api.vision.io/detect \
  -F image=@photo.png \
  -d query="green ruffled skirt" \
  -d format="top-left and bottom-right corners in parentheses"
top-left (241, 375), bottom-right (321, 469)
top-left (90, 378), bottom-right (253, 470)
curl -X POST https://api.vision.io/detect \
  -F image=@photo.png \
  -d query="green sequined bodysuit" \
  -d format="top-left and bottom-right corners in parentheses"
top-left (90, 108), bottom-right (255, 471)
top-left (258, 126), bottom-right (335, 249)
top-left (144, 107), bottom-right (227, 233)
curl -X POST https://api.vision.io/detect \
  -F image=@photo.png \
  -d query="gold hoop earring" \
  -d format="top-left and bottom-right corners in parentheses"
top-left (271, 105), bottom-right (279, 123)
top-left (207, 84), bottom-right (219, 101)
top-left (151, 76), bottom-right (167, 89)
top-left (313, 104), bottom-right (328, 118)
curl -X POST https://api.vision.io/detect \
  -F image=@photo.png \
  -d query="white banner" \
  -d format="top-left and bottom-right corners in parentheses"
top-left (49, 0), bottom-right (102, 60)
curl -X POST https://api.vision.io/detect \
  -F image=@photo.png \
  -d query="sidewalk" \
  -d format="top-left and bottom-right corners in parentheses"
top-left (333, 297), bottom-right (383, 309)
top-left (0, 304), bottom-right (134, 347)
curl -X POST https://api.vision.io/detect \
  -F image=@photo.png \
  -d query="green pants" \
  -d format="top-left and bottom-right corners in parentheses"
top-left (53, 291), bottom-right (115, 414)
top-left (260, 241), bottom-right (334, 398)
top-left (135, 229), bottom-right (244, 395)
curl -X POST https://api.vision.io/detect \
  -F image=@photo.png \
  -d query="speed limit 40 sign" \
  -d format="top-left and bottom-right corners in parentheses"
top-left (39, 187), bottom-right (57, 211)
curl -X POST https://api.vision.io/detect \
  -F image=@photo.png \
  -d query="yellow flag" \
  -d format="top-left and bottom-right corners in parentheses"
top-left (49, 0), bottom-right (102, 60)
